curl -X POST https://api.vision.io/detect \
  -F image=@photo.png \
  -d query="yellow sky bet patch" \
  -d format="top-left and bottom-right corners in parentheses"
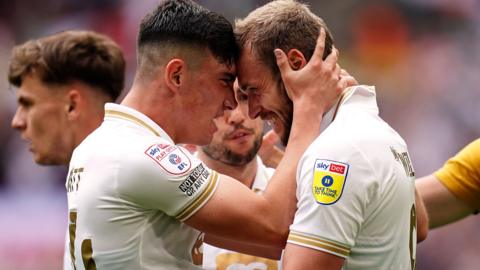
top-left (312, 159), bottom-right (349, 205)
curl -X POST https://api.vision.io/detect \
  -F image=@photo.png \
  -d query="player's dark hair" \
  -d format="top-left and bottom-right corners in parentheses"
top-left (8, 30), bottom-right (125, 100)
top-left (138, 0), bottom-right (238, 66)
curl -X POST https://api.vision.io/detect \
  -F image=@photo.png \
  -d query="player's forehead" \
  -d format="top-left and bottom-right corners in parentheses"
top-left (16, 81), bottom-right (38, 102)
top-left (236, 50), bottom-right (273, 93)
top-left (219, 62), bottom-right (236, 81)
top-left (201, 50), bottom-right (236, 77)
top-left (17, 73), bottom-right (47, 94)
top-left (16, 74), bottom-right (68, 104)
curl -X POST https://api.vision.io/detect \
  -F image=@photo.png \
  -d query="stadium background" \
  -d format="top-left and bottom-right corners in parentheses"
top-left (0, 0), bottom-right (478, 269)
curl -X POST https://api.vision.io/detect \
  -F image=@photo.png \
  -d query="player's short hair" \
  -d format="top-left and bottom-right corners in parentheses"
top-left (137, 0), bottom-right (237, 74)
top-left (235, 0), bottom-right (334, 80)
top-left (8, 30), bottom-right (125, 100)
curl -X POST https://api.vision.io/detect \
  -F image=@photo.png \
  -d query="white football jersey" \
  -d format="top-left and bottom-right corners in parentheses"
top-left (202, 157), bottom-right (281, 270)
top-left (287, 86), bottom-right (417, 269)
top-left (65, 103), bottom-right (217, 270)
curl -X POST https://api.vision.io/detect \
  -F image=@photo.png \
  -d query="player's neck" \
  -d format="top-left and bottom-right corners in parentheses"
top-left (121, 84), bottom-right (179, 143)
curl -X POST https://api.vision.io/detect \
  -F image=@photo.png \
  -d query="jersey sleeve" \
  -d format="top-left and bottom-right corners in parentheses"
top-left (288, 141), bottom-right (379, 258)
top-left (435, 139), bottom-right (480, 210)
top-left (117, 142), bottom-right (219, 221)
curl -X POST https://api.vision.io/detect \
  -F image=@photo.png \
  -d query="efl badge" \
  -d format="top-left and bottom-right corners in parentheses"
top-left (312, 159), bottom-right (349, 205)
top-left (145, 143), bottom-right (192, 175)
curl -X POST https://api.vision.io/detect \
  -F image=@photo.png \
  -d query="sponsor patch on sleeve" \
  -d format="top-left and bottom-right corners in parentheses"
top-left (145, 143), bottom-right (192, 175)
top-left (178, 163), bottom-right (211, 197)
top-left (312, 159), bottom-right (349, 205)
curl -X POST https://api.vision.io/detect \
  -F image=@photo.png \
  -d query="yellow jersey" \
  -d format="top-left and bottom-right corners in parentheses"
top-left (435, 139), bottom-right (480, 210)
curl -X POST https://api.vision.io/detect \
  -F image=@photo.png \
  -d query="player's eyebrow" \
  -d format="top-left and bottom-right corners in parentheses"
top-left (18, 96), bottom-right (33, 106)
top-left (239, 84), bottom-right (259, 96)
top-left (237, 85), bottom-right (247, 94)
top-left (221, 72), bottom-right (236, 82)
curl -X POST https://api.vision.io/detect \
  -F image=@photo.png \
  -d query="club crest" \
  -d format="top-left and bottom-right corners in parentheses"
top-left (145, 143), bottom-right (191, 175)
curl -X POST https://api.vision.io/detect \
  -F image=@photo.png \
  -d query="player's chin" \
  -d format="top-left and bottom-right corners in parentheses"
top-left (34, 154), bottom-right (54, 165)
top-left (228, 146), bottom-right (251, 157)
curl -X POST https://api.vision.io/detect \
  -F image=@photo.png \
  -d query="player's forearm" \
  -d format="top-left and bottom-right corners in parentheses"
top-left (416, 174), bottom-right (474, 228)
top-left (205, 106), bottom-right (324, 247)
top-left (205, 234), bottom-right (283, 260)
top-left (262, 104), bottom-right (323, 240)
top-left (185, 174), bottom-right (293, 247)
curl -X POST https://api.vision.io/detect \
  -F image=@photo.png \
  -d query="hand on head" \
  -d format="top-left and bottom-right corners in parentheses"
top-left (274, 28), bottom-right (357, 115)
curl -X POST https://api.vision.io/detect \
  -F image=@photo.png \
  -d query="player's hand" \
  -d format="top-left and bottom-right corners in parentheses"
top-left (274, 28), bottom-right (354, 115)
top-left (258, 130), bottom-right (284, 168)
top-left (341, 68), bottom-right (358, 88)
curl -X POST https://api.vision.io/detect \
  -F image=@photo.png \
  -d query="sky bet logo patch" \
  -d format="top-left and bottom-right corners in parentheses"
top-left (312, 159), bottom-right (349, 205)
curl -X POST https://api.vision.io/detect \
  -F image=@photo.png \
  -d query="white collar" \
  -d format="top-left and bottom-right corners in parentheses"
top-left (320, 85), bottom-right (377, 132)
top-left (104, 103), bottom-right (174, 143)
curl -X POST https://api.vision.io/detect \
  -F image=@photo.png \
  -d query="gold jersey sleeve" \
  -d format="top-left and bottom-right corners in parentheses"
top-left (435, 139), bottom-right (480, 210)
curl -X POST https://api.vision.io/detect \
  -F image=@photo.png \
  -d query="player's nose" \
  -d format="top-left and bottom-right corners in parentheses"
top-left (227, 106), bottom-right (245, 125)
top-left (247, 97), bottom-right (262, 119)
top-left (11, 109), bottom-right (26, 130)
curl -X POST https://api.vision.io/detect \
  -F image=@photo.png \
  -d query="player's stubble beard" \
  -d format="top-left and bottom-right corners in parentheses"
top-left (276, 78), bottom-right (293, 146)
top-left (280, 98), bottom-right (294, 146)
top-left (201, 125), bottom-right (263, 166)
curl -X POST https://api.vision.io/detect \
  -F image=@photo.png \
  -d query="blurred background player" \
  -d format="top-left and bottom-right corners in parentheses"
top-left (196, 80), bottom-right (280, 269)
top-left (9, 30), bottom-right (125, 165)
top-left (7, 30), bottom-right (125, 270)
top-left (417, 138), bottom-right (480, 228)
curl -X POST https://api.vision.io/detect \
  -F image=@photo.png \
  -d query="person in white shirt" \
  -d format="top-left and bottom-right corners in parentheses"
top-left (234, 0), bottom-right (427, 269)
top-left (7, 30), bottom-right (126, 270)
top-left (197, 80), bottom-right (280, 270)
top-left (66, 0), bottom-right (353, 269)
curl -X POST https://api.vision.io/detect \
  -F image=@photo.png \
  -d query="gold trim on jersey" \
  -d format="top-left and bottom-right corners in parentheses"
top-left (288, 231), bottom-right (351, 257)
top-left (331, 87), bottom-right (353, 122)
top-left (176, 171), bottom-right (219, 221)
top-left (105, 109), bottom-right (160, 136)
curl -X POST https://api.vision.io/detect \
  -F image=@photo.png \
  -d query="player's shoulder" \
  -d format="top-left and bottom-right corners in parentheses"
top-left (303, 132), bottom-right (358, 162)
top-left (457, 138), bottom-right (480, 161)
top-left (299, 128), bottom-right (396, 185)
top-left (114, 139), bottom-right (205, 199)
top-left (311, 111), bottom-right (408, 166)
top-left (141, 142), bottom-right (198, 176)
top-left (470, 138), bottom-right (480, 149)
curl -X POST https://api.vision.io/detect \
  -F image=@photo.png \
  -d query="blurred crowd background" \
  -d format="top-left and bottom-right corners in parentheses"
top-left (0, 0), bottom-right (479, 269)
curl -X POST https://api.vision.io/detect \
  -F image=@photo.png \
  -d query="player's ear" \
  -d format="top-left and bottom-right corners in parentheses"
top-left (165, 59), bottom-right (185, 93)
top-left (286, 49), bottom-right (307, 70)
top-left (65, 88), bottom-right (81, 120)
